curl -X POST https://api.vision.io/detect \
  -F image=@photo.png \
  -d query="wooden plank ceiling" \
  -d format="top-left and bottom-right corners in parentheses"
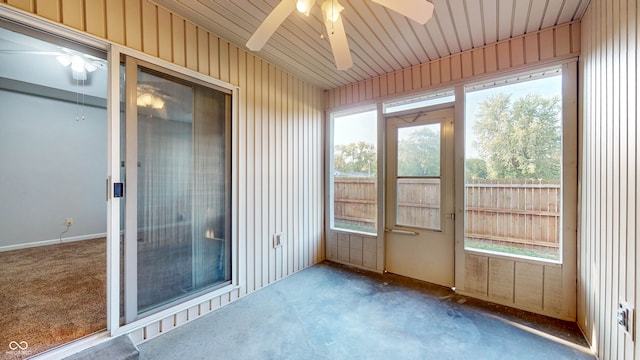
top-left (151, 0), bottom-right (590, 90)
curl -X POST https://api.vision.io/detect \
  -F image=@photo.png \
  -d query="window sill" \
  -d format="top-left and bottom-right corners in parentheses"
top-left (464, 247), bottom-right (562, 266)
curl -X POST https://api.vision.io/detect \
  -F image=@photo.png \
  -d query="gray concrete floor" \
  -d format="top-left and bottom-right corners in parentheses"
top-left (138, 261), bottom-right (594, 360)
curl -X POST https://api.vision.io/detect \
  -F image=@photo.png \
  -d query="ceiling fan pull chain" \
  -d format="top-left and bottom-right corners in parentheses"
top-left (76, 78), bottom-right (80, 121)
top-left (81, 79), bottom-right (86, 121)
top-left (332, 0), bottom-right (338, 34)
top-left (74, 78), bottom-right (86, 121)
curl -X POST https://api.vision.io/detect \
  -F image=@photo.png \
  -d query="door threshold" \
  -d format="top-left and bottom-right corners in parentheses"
top-left (28, 331), bottom-right (113, 360)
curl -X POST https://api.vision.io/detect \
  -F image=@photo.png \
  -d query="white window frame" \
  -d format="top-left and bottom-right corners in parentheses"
top-left (460, 65), bottom-right (569, 264)
top-left (326, 105), bottom-right (379, 237)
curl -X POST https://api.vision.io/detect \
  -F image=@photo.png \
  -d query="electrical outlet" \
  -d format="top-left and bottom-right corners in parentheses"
top-left (65, 218), bottom-right (73, 226)
top-left (617, 300), bottom-right (633, 334)
top-left (273, 233), bottom-right (284, 248)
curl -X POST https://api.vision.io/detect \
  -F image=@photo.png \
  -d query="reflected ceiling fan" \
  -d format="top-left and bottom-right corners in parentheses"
top-left (0, 47), bottom-right (105, 80)
top-left (246, 0), bottom-right (434, 70)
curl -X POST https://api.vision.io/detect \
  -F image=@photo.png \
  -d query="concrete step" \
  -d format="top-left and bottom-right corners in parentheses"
top-left (64, 336), bottom-right (139, 360)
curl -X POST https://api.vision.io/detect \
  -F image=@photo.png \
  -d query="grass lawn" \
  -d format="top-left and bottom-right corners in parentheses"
top-left (465, 238), bottom-right (559, 261)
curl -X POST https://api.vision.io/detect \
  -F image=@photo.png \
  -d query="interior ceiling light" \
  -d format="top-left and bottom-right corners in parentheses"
top-left (322, 0), bottom-right (343, 23)
top-left (137, 92), bottom-right (165, 109)
top-left (247, 0), bottom-right (434, 71)
top-left (56, 48), bottom-right (104, 80)
top-left (296, 0), bottom-right (314, 15)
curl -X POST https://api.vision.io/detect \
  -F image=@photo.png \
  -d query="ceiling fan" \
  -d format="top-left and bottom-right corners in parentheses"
top-left (246, 0), bottom-right (434, 71)
top-left (0, 47), bottom-right (105, 80)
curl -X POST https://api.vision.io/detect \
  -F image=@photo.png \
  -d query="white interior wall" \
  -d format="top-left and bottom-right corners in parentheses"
top-left (0, 89), bottom-right (106, 249)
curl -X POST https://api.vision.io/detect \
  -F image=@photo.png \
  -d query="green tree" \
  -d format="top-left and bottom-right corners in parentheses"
top-left (474, 93), bottom-right (561, 180)
top-left (397, 126), bottom-right (440, 176)
top-left (334, 141), bottom-right (377, 174)
top-left (465, 158), bottom-right (488, 179)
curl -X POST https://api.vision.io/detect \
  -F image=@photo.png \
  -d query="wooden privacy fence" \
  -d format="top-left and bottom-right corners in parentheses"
top-left (333, 177), bottom-right (377, 224)
top-left (396, 178), bottom-right (441, 230)
top-left (333, 177), bottom-right (561, 250)
top-left (465, 179), bottom-right (560, 249)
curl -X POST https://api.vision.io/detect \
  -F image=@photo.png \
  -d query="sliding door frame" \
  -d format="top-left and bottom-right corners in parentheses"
top-left (0, 4), bottom-right (240, 354)
top-left (110, 44), bottom-right (240, 336)
top-left (1, 5), bottom-right (115, 357)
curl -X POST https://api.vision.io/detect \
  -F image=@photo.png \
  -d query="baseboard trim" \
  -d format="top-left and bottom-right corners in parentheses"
top-left (454, 289), bottom-right (575, 322)
top-left (324, 258), bottom-right (384, 274)
top-left (0, 233), bottom-right (107, 252)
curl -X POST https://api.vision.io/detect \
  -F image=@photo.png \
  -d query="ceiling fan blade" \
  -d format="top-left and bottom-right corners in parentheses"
top-left (246, 0), bottom-right (297, 51)
top-left (324, 16), bottom-right (352, 70)
top-left (371, 0), bottom-right (434, 24)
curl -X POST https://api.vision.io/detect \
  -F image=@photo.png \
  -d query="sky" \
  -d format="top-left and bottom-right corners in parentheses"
top-left (332, 73), bottom-right (563, 160)
top-left (333, 109), bottom-right (377, 146)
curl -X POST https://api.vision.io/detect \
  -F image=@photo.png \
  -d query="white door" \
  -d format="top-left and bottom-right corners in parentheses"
top-left (385, 107), bottom-right (455, 287)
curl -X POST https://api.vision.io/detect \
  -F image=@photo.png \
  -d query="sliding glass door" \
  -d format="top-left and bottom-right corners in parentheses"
top-left (122, 57), bottom-right (231, 322)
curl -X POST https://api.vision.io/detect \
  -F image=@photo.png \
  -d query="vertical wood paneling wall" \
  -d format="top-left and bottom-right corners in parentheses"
top-left (580, 0), bottom-right (638, 359)
top-left (1, 0), bottom-right (324, 344)
top-left (324, 23), bottom-right (581, 109)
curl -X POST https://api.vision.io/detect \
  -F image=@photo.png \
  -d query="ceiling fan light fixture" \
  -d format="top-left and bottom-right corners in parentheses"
top-left (84, 61), bottom-right (98, 72)
top-left (296, 0), bottom-right (313, 15)
top-left (248, 0), bottom-right (429, 71)
top-left (152, 98), bottom-right (165, 109)
top-left (56, 54), bottom-right (71, 67)
top-left (322, 0), bottom-right (344, 23)
top-left (137, 93), bottom-right (165, 109)
top-left (70, 55), bottom-right (86, 73)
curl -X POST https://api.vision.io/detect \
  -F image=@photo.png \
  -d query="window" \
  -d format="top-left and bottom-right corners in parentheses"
top-left (464, 69), bottom-right (563, 261)
top-left (395, 123), bottom-right (441, 230)
top-left (330, 109), bottom-right (377, 234)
